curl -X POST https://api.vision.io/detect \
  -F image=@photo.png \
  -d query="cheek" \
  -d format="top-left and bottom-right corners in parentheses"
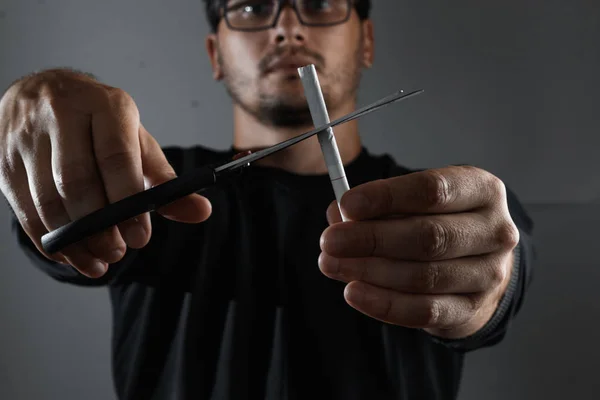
top-left (314, 30), bottom-right (362, 69)
top-left (222, 34), bottom-right (266, 70)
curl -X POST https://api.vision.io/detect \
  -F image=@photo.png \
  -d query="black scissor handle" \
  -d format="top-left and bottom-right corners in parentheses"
top-left (41, 166), bottom-right (217, 254)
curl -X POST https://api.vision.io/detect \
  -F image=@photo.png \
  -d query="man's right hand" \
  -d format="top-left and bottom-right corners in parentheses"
top-left (0, 69), bottom-right (212, 278)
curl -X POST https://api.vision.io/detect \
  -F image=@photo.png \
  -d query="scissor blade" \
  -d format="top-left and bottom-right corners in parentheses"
top-left (215, 89), bottom-right (424, 174)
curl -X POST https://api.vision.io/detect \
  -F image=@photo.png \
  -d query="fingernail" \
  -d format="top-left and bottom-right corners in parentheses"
top-left (124, 223), bottom-right (147, 248)
top-left (345, 283), bottom-right (365, 305)
top-left (318, 252), bottom-right (340, 275)
top-left (90, 260), bottom-right (108, 277)
top-left (343, 192), bottom-right (369, 216)
top-left (108, 248), bottom-right (125, 262)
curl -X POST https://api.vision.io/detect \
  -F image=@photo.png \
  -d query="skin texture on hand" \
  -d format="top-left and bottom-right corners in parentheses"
top-left (0, 69), bottom-right (212, 278)
top-left (319, 165), bottom-right (520, 339)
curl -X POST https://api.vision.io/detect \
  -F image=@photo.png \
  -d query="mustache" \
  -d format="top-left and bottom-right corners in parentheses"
top-left (258, 46), bottom-right (326, 73)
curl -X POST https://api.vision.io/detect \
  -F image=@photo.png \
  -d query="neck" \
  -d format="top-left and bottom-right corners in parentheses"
top-left (231, 100), bottom-right (363, 175)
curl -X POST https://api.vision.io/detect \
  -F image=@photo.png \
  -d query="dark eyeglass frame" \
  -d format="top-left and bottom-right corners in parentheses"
top-left (220, 0), bottom-right (355, 32)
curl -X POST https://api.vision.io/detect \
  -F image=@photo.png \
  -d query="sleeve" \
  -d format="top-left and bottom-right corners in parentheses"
top-left (7, 146), bottom-right (188, 287)
top-left (426, 184), bottom-right (536, 352)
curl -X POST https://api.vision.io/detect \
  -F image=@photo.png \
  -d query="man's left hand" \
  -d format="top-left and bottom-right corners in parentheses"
top-left (319, 166), bottom-right (520, 339)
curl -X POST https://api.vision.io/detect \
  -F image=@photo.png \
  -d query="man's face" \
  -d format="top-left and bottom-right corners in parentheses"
top-left (206, 3), bottom-right (374, 127)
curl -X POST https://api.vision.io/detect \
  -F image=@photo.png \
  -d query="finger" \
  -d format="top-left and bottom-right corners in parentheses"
top-left (21, 137), bottom-right (125, 266)
top-left (339, 166), bottom-right (505, 220)
top-left (6, 156), bottom-right (107, 277)
top-left (326, 199), bottom-right (411, 225)
top-left (139, 124), bottom-right (212, 223)
top-left (90, 89), bottom-right (150, 248)
top-left (49, 101), bottom-right (132, 257)
top-left (343, 281), bottom-right (480, 330)
top-left (233, 150), bottom-right (252, 161)
top-left (1, 154), bottom-right (67, 264)
top-left (326, 200), bottom-right (343, 225)
top-left (318, 252), bottom-right (507, 294)
top-left (320, 211), bottom-right (519, 261)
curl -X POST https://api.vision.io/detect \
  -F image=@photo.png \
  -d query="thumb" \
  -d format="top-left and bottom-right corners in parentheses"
top-left (139, 124), bottom-right (212, 223)
top-left (326, 200), bottom-right (343, 225)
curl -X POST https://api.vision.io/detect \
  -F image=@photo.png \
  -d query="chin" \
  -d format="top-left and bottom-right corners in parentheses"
top-left (262, 87), bottom-right (307, 106)
top-left (256, 98), bottom-right (313, 128)
top-left (266, 76), bottom-right (305, 91)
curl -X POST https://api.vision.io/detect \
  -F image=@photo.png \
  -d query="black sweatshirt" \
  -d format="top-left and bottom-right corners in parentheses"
top-left (11, 145), bottom-right (535, 400)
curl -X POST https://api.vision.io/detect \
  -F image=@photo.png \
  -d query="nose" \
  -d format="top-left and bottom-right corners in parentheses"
top-left (272, 4), bottom-right (306, 45)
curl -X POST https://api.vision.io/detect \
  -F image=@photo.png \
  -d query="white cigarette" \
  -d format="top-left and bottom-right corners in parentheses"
top-left (298, 64), bottom-right (351, 222)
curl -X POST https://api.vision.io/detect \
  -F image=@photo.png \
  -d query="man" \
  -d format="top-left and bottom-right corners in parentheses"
top-left (0, 1), bottom-right (534, 399)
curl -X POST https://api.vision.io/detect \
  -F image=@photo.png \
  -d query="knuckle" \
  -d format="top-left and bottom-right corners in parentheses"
top-left (380, 179), bottom-right (396, 212)
top-left (360, 223), bottom-right (380, 257)
top-left (34, 73), bottom-right (83, 103)
top-left (497, 221), bottom-right (520, 249)
top-left (488, 262), bottom-right (507, 288)
top-left (419, 219), bottom-right (450, 259)
top-left (418, 262), bottom-right (441, 292)
top-left (20, 76), bottom-right (54, 101)
top-left (490, 173), bottom-right (506, 193)
top-left (421, 170), bottom-right (452, 208)
top-left (95, 147), bottom-right (137, 171)
top-left (488, 174), bottom-right (507, 201)
top-left (421, 298), bottom-right (442, 327)
top-left (466, 294), bottom-right (485, 315)
top-left (54, 168), bottom-right (99, 199)
top-left (106, 87), bottom-right (139, 118)
top-left (2, 103), bottom-right (45, 153)
top-left (15, 119), bottom-right (41, 152)
top-left (37, 80), bottom-right (60, 100)
top-left (20, 214), bottom-right (38, 235)
top-left (31, 191), bottom-right (64, 217)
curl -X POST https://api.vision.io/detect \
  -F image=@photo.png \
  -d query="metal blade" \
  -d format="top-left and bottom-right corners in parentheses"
top-left (214, 89), bottom-right (424, 174)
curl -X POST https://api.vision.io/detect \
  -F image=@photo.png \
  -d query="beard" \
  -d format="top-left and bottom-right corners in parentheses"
top-left (217, 42), bottom-right (364, 128)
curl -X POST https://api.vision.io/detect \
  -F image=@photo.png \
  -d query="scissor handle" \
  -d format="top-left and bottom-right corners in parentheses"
top-left (41, 166), bottom-right (217, 254)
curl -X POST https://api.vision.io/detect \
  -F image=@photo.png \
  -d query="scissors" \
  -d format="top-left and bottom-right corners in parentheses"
top-left (41, 88), bottom-right (424, 254)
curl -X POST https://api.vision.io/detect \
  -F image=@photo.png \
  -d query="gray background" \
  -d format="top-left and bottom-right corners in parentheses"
top-left (0, 0), bottom-right (599, 399)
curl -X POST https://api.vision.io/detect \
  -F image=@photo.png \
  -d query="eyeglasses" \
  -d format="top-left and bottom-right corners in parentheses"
top-left (221, 0), bottom-right (354, 32)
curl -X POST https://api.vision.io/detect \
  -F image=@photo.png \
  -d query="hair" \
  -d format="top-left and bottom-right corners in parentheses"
top-left (201, 0), bottom-right (372, 33)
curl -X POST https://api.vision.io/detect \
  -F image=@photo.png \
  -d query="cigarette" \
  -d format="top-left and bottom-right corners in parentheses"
top-left (298, 64), bottom-right (351, 222)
